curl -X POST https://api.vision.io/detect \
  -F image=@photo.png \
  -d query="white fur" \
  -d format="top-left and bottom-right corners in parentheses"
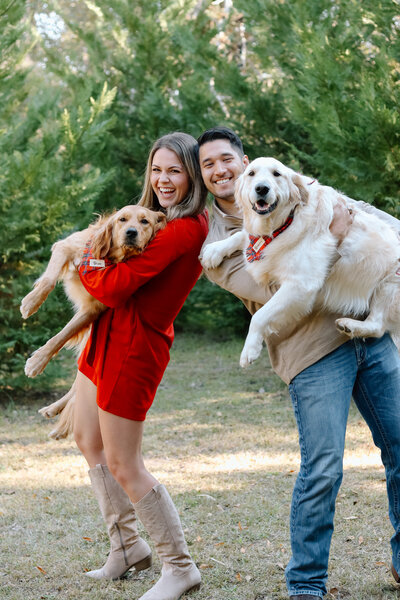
top-left (202, 157), bottom-right (400, 367)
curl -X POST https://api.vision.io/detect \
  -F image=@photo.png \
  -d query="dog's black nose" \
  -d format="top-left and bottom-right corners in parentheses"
top-left (255, 184), bottom-right (270, 197)
top-left (126, 228), bottom-right (138, 238)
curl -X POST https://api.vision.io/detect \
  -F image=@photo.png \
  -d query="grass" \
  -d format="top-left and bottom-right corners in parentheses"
top-left (1, 333), bottom-right (399, 600)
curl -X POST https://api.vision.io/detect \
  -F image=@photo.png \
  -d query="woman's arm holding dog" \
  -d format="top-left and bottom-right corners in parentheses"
top-left (79, 218), bottom-right (205, 308)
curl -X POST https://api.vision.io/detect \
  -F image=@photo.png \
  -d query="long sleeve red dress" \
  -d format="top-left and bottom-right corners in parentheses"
top-left (77, 212), bottom-right (208, 421)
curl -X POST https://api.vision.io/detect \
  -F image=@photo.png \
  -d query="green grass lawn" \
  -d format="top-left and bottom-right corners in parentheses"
top-left (0, 333), bottom-right (398, 599)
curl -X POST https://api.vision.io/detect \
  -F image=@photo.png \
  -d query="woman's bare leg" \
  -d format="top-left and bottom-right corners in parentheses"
top-left (73, 373), bottom-right (151, 579)
top-left (98, 408), bottom-right (158, 502)
top-left (98, 409), bottom-right (201, 599)
top-left (73, 371), bottom-right (105, 467)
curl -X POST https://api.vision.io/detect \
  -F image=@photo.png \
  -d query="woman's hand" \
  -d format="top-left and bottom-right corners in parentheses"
top-left (329, 198), bottom-right (354, 244)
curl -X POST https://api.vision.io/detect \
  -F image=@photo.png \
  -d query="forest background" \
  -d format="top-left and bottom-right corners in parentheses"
top-left (1, 0), bottom-right (400, 394)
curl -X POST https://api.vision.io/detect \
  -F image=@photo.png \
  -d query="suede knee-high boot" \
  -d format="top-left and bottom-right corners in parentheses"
top-left (86, 464), bottom-right (152, 579)
top-left (134, 484), bottom-right (201, 600)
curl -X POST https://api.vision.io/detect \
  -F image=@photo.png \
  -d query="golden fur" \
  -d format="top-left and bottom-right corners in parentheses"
top-left (202, 157), bottom-right (400, 367)
top-left (21, 205), bottom-right (166, 436)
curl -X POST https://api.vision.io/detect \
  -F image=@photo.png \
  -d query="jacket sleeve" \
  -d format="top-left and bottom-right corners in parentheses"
top-left (79, 219), bottom-right (198, 308)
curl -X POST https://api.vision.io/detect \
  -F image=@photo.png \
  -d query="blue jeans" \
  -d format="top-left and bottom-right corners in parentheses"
top-left (285, 334), bottom-right (400, 598)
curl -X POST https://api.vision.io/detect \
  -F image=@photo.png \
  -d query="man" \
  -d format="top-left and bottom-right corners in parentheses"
top-left (197, 126), bottom-right (400, 600)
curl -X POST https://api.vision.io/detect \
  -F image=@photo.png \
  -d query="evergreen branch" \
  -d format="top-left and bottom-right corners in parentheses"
top-left (0, 0), bottom-right (18, 19)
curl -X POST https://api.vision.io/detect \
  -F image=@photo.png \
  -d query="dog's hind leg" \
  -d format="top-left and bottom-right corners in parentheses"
top-left (48, 392), bottom-right (76, 439)
top-left (336, 277), bottom-right (399, 340)
top-left (39, 377), bottom-right (76, 419)
top-left (20, 240), bottom-right (72, 319)
top-left (25, 306), bottom-right (103, 377)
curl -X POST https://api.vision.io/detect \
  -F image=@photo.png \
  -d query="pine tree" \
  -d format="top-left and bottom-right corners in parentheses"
top-left (0, 2), bottom-right (117, 390)
top-left (228, 0), bottom-right (400, 214)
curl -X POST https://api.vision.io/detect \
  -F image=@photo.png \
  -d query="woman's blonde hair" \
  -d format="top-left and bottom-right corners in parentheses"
top-left (139, 132), bottom-right (207, 220)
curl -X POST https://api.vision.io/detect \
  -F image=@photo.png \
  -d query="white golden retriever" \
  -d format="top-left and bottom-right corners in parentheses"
top-left (202, 157), bottom-right (400, 367)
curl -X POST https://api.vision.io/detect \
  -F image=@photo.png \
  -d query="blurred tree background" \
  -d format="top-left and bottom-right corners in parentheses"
top-left (1, 0), bottom-right (399, 392)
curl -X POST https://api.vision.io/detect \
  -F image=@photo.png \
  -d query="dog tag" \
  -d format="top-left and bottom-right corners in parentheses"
top-left (89, 259), bottom-right (106, 268)
top-left (252, 237), bottom-right (266, 253)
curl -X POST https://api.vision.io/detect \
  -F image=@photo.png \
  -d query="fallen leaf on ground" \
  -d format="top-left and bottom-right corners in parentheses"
top-left (35, 566), bottom-right (46, 575)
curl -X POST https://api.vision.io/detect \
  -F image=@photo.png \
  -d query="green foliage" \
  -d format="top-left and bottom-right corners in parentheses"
top-left (175, 276), bottom-right (251, 338)
top-left (232, 0), bottom-right (400, 214)
top-left (0, 1), bottom-right (117, 388)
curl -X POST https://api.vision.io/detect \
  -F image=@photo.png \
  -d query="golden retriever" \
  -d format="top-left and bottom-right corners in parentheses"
top-left (21, 205), bottom-right (166, 436)
top-left (202, 157), bottom-right (400, 367)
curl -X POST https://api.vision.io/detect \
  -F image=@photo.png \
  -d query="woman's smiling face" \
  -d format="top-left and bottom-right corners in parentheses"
top-left (150, 147), bottom-right (190, 209)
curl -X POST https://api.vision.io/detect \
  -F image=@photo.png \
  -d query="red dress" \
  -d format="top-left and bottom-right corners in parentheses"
top-left (77, 213), bottom-right (208, 421)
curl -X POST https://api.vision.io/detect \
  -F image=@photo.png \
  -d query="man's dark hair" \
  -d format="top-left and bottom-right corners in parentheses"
top-left (197, 126), bottom-right (244, 156)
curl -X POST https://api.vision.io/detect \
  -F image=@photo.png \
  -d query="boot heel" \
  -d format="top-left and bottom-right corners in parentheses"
top-left (134, 553), bottom-right (152, 572)
top-left (188, 582), bottom-right (201, 593)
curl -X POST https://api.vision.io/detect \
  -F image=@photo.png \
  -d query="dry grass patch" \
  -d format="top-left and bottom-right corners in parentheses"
top-left (1, 334), bottom-right (399, 599)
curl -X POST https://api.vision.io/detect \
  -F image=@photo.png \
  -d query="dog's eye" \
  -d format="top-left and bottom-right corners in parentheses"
top-left (119, 217), bottom-right (127, 222)
top-left (273, 171), bottom-right (281, 177)
top-left (141, 218), bottom-right (149, 225)
top-left (248, 170), bottom-right (255, 177)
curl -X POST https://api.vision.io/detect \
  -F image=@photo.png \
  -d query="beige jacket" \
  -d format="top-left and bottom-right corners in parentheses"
top-left (201, 201), bottom-right (400, 384)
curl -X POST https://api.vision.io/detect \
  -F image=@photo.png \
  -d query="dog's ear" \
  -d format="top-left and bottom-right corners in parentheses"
top-left (90, 218), bottom-right (114, 259)
top-left (234, 173), bottom-right (244, 207)
top-left (291, 173), bottom-right (309, 205)
top-left (154, 211), bottom-right (167, 232)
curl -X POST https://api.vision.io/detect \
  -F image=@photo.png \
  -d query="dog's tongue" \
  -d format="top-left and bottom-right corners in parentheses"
top-left (256, 200), bottom-right (269, 211)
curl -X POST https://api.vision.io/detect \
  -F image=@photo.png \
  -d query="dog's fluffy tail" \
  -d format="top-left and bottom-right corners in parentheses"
top-left (39, 334), bottom-right (89, 439)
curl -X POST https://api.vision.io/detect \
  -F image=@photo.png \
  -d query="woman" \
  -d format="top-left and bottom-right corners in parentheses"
top-left (73, 132), bottom-right (208, 600)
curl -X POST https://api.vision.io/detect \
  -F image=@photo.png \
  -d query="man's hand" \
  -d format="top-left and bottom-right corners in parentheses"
top-left (329, 197), bottom-right (354, 244)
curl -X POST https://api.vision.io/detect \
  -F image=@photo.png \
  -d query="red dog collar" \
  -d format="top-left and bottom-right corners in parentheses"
top-left (246, 209), bottom-right (296, 263)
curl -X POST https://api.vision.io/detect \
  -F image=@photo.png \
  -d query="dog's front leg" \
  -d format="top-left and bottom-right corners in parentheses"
top-left (20, 240), bottom-right (71, 319)
top-left (201, 231), bottom-right (247, 269)
top-left (25, 306), bottom-right (103, 377)
top-left (240, 280), bottom-right (320, 367)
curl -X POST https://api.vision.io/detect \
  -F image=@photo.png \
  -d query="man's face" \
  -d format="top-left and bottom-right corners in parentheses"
top-left (199, 139), bottom-right (249, 208)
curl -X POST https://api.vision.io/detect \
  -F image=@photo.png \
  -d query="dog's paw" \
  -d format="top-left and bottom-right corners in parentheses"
top-left (20, 290), bottom-right (43, 319)
top-left (239, 335), bottom-right (263, 368)
top-left (25, 348), bottom-right (50, 378)
top-left (335, 318), bottom-right (359, 338)
top-left (201, 243), bottom-right (225, 269)
top-left (38, 405), bottom-right (55, 419)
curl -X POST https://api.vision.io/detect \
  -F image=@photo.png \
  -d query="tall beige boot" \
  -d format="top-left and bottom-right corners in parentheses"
top-left (86, 464), bottom-right (152, 579)
top-left (134, 484), bottom-right (201, 600)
